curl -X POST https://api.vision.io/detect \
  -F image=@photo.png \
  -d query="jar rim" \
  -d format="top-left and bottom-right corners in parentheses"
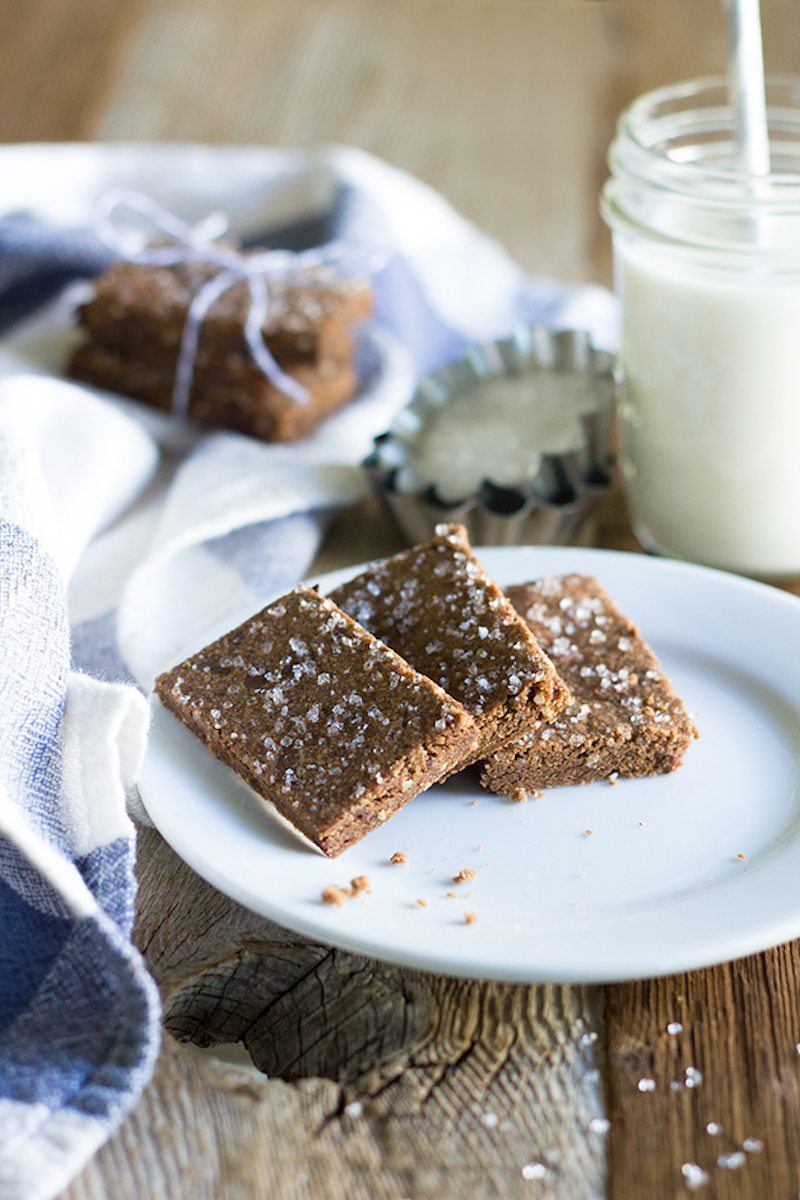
top-left (618, 73), bottom-right (800, 193)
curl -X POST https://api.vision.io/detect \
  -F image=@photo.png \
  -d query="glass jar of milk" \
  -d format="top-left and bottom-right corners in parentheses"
top-left (602, 77), bottom-right (800, 579)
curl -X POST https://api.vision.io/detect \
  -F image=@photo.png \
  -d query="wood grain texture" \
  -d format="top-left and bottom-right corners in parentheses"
top-left (94, 0), bottom-right (619, 281)
top-left (605, 948), bottom-right (800, 1199)
top-left (0, 0), bottom-right (144, 142)
top-left (64, 827), bottom-right (607, 1200)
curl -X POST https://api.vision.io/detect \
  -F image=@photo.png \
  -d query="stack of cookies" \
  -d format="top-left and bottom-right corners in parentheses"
top-left (69, 256), bottom-right (372, 442)
top-left (155, 525), bottom-right (696, 857)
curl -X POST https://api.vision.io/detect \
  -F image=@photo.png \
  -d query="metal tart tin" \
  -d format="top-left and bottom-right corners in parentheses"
top-left (365, 325), bottom-right (615, 547)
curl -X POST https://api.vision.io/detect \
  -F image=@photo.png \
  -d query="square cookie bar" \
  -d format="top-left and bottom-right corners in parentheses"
top-left (155, 586), bottom-right (478, 856)
top-left (69, 343), bottom-right (357, 442)
top-left (329, 525), bottom-right (571, 767)
top-left (69, 257), bottom-right (372, 442)
top-left (481, 575), bottom-right (697, 797)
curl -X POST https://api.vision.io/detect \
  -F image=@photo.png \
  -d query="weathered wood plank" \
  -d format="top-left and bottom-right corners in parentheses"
top-left (95, 0), bottom-right (618, 281)
top-left (63, 827), bottom-right (607, 1200)
top-left (604, 948), bottom-right (800, 1199)
top-left (0, 0), bottom-right (145, 142)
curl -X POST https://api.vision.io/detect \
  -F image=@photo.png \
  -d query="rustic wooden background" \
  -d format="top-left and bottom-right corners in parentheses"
top-left (3, 2), bottom-right (800, 1197)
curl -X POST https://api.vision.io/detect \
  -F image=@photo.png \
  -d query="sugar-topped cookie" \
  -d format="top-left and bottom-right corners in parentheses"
top-left (330, 524), bottom-right (571, 768)
top-left (481, 574), bottom-right (696, 797)
top-left (155, 586), bottom-right (478, 856)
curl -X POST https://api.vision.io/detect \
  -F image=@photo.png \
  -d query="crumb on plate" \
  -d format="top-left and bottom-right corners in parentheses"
top-left (321, 875), bottom-right (371, 905)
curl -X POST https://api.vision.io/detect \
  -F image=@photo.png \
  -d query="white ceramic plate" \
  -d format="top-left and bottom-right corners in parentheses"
top-left (139, 546), bottom-right (800, 983)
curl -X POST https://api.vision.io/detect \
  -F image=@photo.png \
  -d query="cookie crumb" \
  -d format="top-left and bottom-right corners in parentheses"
top-left (511, 785), bottom-right (543, 801)
top-left (453, 868), bottom-right (476, 884)
top-left (736, 852), bottom-right (746, 861)
top-left (390, 851), bottom-right (408, 865)
top-left (465, 911), bottom-right (478, 925)
top-left (584, 829), bottom-right (593, 837)
top-left (322, 876), bottom-right (371, 905)
top-left (416, 898), bottom-right (427, 908)
top-left (446, 891), bottom-right (457, 898)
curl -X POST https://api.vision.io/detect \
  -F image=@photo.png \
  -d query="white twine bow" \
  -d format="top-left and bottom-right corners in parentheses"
top-left (94, 188), bottom-right (375, 419)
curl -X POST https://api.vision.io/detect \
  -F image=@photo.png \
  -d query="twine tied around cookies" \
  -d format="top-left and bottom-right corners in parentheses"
top-left (95, 188), bottom-right (377, 419)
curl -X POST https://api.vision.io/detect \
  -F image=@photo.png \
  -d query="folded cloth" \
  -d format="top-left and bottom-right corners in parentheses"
top-left (0, 144), bottom-right (616, 1200)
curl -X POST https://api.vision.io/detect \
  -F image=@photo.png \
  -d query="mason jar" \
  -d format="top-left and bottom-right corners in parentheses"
top-left (601, 76), bottom-right (800, 579)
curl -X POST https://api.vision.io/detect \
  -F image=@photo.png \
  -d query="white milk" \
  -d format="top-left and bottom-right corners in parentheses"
top-left (618, 242), bottom-right (800, 576)
top-left (602, 76), bottom-right (800, 579)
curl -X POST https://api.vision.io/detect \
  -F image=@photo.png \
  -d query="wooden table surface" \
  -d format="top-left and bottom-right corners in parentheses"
top-left (4, 2), bottom-right (800, 1197)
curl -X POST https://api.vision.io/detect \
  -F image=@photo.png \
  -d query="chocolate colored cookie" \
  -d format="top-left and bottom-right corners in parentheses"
top-left (330, 525), bottom-right (571, 768)
top-left (155, 586), bottom-right (478, 856)
top-left (68, 255), bottom-right (372, 442)
top-left (481, 574), bottom-right (697, 797)
top-left (70, 342), bottom-right (357, 442)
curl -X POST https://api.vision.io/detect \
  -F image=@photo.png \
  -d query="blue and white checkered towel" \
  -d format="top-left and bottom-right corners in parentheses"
top-left (0, 144), bottom-right (616, 1199)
